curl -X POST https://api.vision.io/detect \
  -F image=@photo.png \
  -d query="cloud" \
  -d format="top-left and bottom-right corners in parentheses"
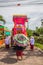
top-left (0, 5), bottom-right (43, 30)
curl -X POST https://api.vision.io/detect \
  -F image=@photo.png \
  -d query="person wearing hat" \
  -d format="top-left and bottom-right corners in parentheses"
top-left (30, 36), bottom-right (35, 51)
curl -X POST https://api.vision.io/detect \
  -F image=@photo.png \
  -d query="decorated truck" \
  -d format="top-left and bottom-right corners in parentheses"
top-left (12, 14), bottom-right (28, 36)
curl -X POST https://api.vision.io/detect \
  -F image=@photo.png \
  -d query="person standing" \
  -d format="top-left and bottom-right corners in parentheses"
top-left (5, 35), bottom-right (11, 49)
top-left (30, 36), bottom-right (35, 51)
top-left (16, 45), bottom-right (24, 60)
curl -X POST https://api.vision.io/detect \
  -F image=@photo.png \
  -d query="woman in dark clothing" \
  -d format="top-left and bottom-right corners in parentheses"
top-left (14, 39), bottom-right (24, 60)
top-left (15, 45), bottom-right (24, 60)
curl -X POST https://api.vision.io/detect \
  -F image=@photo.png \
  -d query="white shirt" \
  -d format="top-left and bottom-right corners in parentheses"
top-left (5, 36), bottom-right (11, 45)
top-left (30, 38), bottom-right (35, 45)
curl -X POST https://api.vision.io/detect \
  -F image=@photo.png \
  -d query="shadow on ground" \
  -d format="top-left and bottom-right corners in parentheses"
top-left (0, 47), bottom-right (43, 64)
top-left (0, 57), bottom-right (17, 64)
top-left (24, 48), bottom-right (43, 59)
top-left (0, 48), bottom-right (17, 64)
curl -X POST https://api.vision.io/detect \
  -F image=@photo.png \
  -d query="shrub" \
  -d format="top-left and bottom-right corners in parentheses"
top-left (26, 28), bottom-right (33, 37)
top-left (34, 36), bottom-right (43, 44)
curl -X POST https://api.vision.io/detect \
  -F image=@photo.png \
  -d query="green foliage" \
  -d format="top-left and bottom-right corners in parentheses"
top-left (26, 28), bottom-right (33, 37)
top-left (26, 27), bottom-right (43, 44)
top-left (35, 43), bottom-right (43, 50)
top-left (0, 15), bottom-right (6, 24)
top-left (0, 15), bottom-right (3, 19)
top-left (36, 27), bottom-right (43, 35)
top-left (33, 27), bottom-right (43, 44)
top-left (34, 36), bottom-right (43, 44)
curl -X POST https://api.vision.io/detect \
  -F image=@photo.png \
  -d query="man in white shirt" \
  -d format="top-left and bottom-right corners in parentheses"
top-left (5, 36), bottom-right (11, 48)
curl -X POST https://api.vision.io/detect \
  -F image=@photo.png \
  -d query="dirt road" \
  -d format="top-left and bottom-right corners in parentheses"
top-left (0, 46), bottom-right (43, 65)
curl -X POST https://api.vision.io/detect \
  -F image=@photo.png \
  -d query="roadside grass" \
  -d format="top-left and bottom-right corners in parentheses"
top-left (35, 43), bottom-right (43, 50)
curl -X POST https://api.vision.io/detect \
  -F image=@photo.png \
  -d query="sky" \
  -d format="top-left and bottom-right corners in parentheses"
top-left (0, 0), bottom-right (43, 30)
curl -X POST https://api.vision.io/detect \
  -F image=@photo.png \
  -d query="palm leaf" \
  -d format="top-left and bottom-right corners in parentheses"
top-left (0, 15), bottom-right (6, 24)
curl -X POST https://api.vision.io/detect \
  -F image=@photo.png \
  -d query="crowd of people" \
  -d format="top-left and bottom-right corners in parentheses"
top-left (4, 35), bottom-right (35, 60)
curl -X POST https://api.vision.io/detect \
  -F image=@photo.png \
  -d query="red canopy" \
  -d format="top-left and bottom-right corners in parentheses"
top-left (13, 15), bottom-right (28, 25)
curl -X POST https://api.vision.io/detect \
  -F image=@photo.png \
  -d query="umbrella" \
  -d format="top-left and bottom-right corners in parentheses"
top-left (14, 34), bottom-right (29, 47)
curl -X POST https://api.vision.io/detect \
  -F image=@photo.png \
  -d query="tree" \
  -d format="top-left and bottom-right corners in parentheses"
top-left (26, 28), bottom-right (33, 37)
top-left (35, 27), bottom-right (43, 35)
top-left (0, 15), bottom-right (6, 24)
